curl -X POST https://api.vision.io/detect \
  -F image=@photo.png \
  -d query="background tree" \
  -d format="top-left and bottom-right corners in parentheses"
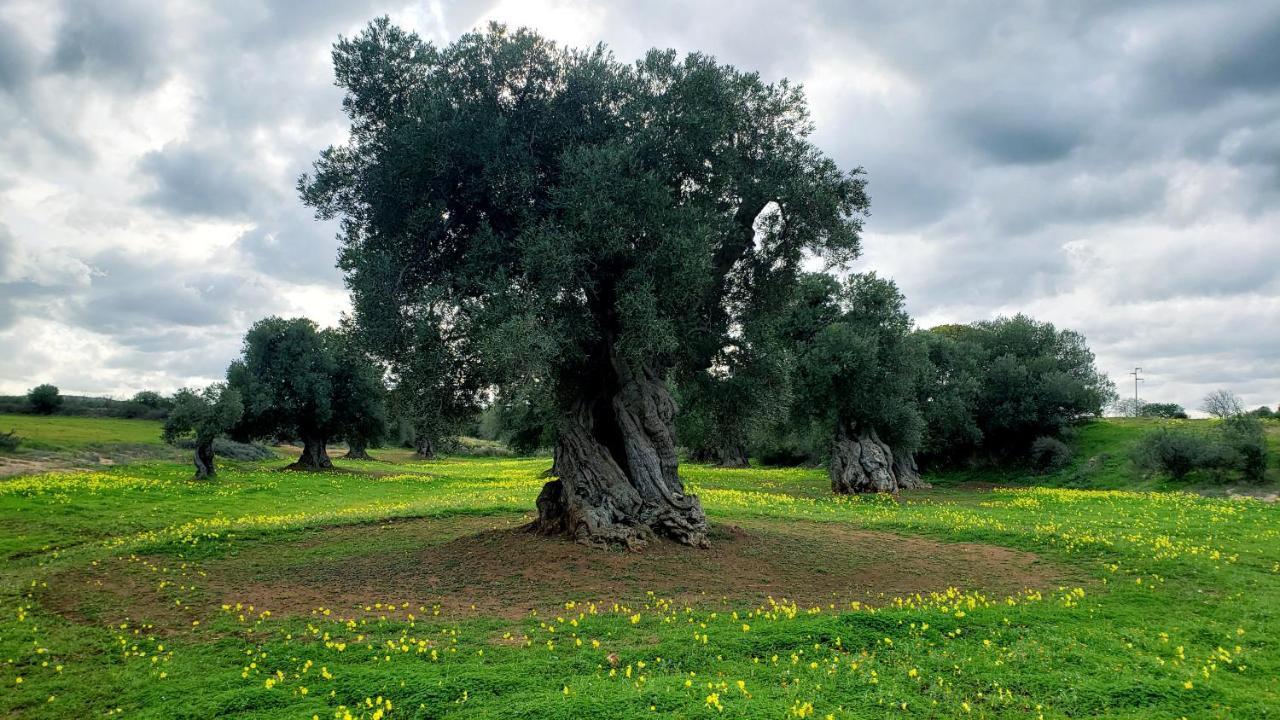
top-left (1249, 406), bottom-right (1275, 419)
top-left (383, 308), bottom-right (481, 460)
top-left (331, 329), bottom-right (388, 460)
top-left (914, 327), bottom-right (983, 466)
top-left (27, 384), bottom-right (62, 415)
top-left (1140, 402), bottom-right (1188, 419)
top-left (163, 385), bottom-right (243, 479)
top-left (1110, 397), bottom-right (1146, 417)
top-left (227, 317), bottom-right (385, 469)
top-left (1202, 389), bottom-right (1244, 419)
top-left (131, 391), bottom-right (171, 410)
top-left (676, 325), bottom-right (791, 468)
top-left (965, 316), bottom-right (1114, 460)
top-left (782, 272), bottom-right (929, 493)
top-left (301, 20), bottom-right (867, 548)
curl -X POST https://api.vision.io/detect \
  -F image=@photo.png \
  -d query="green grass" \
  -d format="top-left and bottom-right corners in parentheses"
top-left (0, 414), bottom-right (165, 451)
top-left (1, 442), bottom-right (1277, 718)
top-left (929, 417), bottom-right (1280, 491)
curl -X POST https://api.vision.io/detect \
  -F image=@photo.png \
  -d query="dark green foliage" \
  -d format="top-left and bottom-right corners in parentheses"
top-left (1140, 402), bottom-right (1188, 419)
top-left (918, 316), bottom-right (1115, 465)
top-left (386, 309), bottom-right (480, 458)
top-left (331, 329), bottom-right (390, 456)
top-left (0, 429), bottom-right (20, 452)
top-left (27, 384), bottom-right (62, 414)
top-left (1029, 436), bottom-right (1073, 474)
top-left (914, 328), bottom-right (983, 464)
top-left (227, 317), bottom-right (386, 468)
top-left (1220, 415), bottom-right (1269, 483)
top-left (782, 272), bottom-right (928, 457)
top-left (131, 391), bottom-right (172, 410)
top-left (1131, 427), bottom-right (1217, 480)
top-left (677, 325), bottom-right (792, 466)
top-left (1249, 405), bottom-right (1275, 418)
top-left (164, 384), bottom-right (244, 479)
top-left (163, 386), bottom-right (243, 446)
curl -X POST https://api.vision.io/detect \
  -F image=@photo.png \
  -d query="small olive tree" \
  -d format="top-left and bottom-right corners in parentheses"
top-left (163, 385), bottom-right (243, 479)
top-left (27, 384), bottom-right (62, 415)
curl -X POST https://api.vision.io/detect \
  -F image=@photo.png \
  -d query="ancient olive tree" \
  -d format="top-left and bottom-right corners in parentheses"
top-left (784, 273), bottom-right (929, 493)
top-left (300, 20), bottom-right (867, 547)
top-left (227, 317), bottom-right (386, 469)
top-left (163, 385), bottom-right (243, 479)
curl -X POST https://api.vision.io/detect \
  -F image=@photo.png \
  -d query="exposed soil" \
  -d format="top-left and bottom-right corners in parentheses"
top-left (42, 514), bottom-right (1073, 627)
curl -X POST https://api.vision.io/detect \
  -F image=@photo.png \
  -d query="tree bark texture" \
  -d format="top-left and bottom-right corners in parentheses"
top-left (344, 439), bottom-right (373, 460)
top-left (716, 443), bottom-right (749, 468)
top-left (829, 422), bottom-right (928, 494)
top-left (530, 359), bottom-right (708, 550)
top-left (193, 439), bottom-right (216, 479)
top-left (293, 436), bottom-right (333, 469)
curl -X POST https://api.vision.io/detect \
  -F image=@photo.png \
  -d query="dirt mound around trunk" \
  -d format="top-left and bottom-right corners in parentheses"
top-left (44, 514), bottom-right (1074, 625)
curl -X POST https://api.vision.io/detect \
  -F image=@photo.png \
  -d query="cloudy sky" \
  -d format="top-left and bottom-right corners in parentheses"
top-left (1, 0), bottom-right (1277, 413)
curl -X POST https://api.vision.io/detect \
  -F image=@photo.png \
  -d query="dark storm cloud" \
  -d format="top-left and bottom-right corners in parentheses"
top-left (70, 249), bottom-right (275, 335)
top-left (136, 142), bottom-right (260, 218)
top-left (48, 0), bottom-right (171, 89)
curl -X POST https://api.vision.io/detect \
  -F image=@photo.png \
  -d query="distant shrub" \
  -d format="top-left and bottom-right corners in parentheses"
top-left (1249, 406), bottom-right (1275, 419)
top-left (27, 384), bottom-right (62, 415)
top-left (1132, 427), bottom-right (1217, 480)
top-left (1029, 436), bottom-right (1073, 473)
top-left (1140, 402), bottom-right (1188, 419)
top-left (1221, 416), bottom-right (1269, 483)
top-left (0, 429), bottom-right (21, 452)
top-left (174, 437), bottom-right (277, 461)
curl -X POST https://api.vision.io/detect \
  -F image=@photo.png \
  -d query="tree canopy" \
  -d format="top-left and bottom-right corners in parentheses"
top-left (300, 19), bottom-right (867, 547)
top-left (782, 272), bottom-right (929, 492)
top-left (163, 384), bottom-right (243, 479)
top-left (227, 317), bottom-right (386, 469)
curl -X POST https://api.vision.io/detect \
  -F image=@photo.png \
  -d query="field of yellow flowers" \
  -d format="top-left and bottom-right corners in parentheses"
top-left (2, 453), bottom-right (1277, 718)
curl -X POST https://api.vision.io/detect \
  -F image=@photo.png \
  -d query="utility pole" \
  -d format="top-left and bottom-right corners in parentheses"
top-left (1129, 367), bottom-right (1143, 415)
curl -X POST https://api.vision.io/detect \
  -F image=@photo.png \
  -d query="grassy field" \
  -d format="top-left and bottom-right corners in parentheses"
top-left (1, 433), bottom-right (1277, 719)
top-left (0, 414), bottom-right (166, 450)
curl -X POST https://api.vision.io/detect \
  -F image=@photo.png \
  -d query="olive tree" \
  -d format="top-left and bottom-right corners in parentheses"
top-left (300, 20), bottom-right (867, 548)
top-left (163, 385), bottom-right (243, 479)
top-left (783, 273), bottom-right (929, 493)
top-left (27, 384), bottom-right (62, 414)
top-left (227, 317), bottom-right (386, 469)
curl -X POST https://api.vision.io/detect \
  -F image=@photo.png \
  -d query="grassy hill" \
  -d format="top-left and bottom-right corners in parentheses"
top-left (929, 417), bottom-right (1280, 493)
top-left (0, 413), bottom-right (166, 451)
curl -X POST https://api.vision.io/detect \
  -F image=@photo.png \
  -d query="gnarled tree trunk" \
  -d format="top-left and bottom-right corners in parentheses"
top-left (717, 443), bottom-right (749, 468)
top-left (414, 434), bottom-right (435, 460)
top-left (829, 422), bottom-right (929, 494)
top-left (193, 438), bottom-right (216, 479)
top-left (344, 438), bottom-right (373, 460)
top-left (530, 358), bottom-right (708, 550)
top-left (293, 436), bottom-right (332, 469)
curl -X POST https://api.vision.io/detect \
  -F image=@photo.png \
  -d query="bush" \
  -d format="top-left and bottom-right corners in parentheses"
top-left (1132, 427), bottom-right (1217, 480)
top-left (1140, 402), bottom-right (1188, 419)
top-left (1029, 436), bottom-right (1072, 473)
top-left (174, 437), bottom-right (277, 461)
top-left (1221, 416), bottom-right (1269, 483)
top-left (27, 384), bottom-right (62, 414)
top-left (0, 429), bottom-right (21, 452)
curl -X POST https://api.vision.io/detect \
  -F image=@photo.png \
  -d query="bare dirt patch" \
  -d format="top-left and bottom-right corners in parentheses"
top-left (42, 514), bottom-right (1072, 625)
